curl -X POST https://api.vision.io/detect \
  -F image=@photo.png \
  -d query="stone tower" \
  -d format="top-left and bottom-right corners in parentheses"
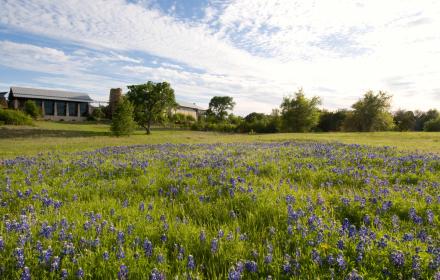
top-left (109, 88), bottom-right (123, 118)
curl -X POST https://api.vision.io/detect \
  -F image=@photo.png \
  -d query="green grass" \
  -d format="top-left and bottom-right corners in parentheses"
top-left (1, 121), bottom-right (439, 158)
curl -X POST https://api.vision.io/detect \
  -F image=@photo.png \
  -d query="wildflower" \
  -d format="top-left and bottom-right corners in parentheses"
top-left (61, 269), bottom-right (68, 280)
top-left (211, 238), bottom-right (218, 253)
top-left (337, 254), bottom-right (346, 270)
top-left (76, 268), bottom-right (84, 279)
top-left (15, 247), bottom-right (25, 268)
top-left (264, 254), bottom-right (273, 264)
top-left (245, 260), bottom-right (258, 273)
top-left (143, 239), bottom-right (153, 257)
top-left (390, 250), bottom-right (405, 267)
top-left (118, 264), bottom-right (128, 280)
top-left (21, 267), bottom-right (31, 280)
top-left (199, 230), bottom-right (206, 242)
top-left (346, 269), bottom-right (363, 280)
top-left (187, 255), bottom-right (195, 270)
top-left (150, 268), bottom-right (165, 280)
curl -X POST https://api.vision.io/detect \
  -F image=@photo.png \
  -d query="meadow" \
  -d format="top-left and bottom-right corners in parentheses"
top-left (0, 122), bottom-right (439, 279)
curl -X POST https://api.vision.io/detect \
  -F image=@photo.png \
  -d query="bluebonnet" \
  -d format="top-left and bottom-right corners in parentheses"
top-left (15, 247), bottom-right (25, 268)
top-left (150, 268), bottom-right (165, 280)
top-left (60, 269), bottom-right (68, 280)
top-left (390, 250), bottom-right (405, 267)
top-left (76, 268), bottom-right (84, 279)
top-left (103, 251), bottom-right (109, 261)
top-left (187, 255), bottom-right (195, 270)
top-left (144, 239), bottom-right (153, 257)
top-left (211, 238), bottom-right (218, 253)
top-left (245, 260), bottom-right (258, 273)
top-left (118, 264), bottom-right (128, 280)
top-left (199, 230), bottom-right (206, 242)
top-left (21, 267), bottom-right (31, 280)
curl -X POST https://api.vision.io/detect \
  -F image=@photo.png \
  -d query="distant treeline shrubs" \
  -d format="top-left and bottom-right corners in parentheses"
top-left (106, 81), bottom-right (440, 135)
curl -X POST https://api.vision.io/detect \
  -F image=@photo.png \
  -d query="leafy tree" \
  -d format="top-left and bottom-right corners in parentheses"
top-left (90, 107), bottom-right (105, 121)
top-left (423, 117), bottom-right (440, 131)
top-left (414, 109), bottom-right (439, 131)
top-left (126, 81), bottom-right (177, 134)
top-left (23, 100), bottom-right (41, 119)
top-left (280, 88), bottom-right (321, 132)
top-left (207, 96), bottom-right (235, 121)
top-left (110, 98), bottom-right (136, 136)
top-left (317, 109), bottom-right (348, 132)
top-left (347, 90), bottom-right (394, 131)
top-left (393, 109), bottom-right (415, 131)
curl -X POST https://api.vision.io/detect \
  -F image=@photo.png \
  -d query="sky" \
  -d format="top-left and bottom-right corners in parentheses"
top-left (0, 0), bottom-right (440, 115)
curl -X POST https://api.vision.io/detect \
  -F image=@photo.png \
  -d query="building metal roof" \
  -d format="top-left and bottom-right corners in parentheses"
top-left (177, 100), bottom-right (206, 111)
top-left (10, 86), bottom-right (93, 103)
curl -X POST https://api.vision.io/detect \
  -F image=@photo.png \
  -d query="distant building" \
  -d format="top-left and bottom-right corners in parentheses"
top-left (8, 86), bottom-right (93, 121)
top-left (174, 101), bottom-right (206, 119)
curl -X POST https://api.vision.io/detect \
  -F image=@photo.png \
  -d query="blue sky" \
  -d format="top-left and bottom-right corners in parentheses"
top-left (1, 0), bottom-right (440, 115)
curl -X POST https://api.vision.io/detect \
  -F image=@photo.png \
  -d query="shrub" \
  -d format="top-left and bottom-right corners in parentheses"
top-left (89, 107), bottom-right (105, 121)
top-left (0, 109), bottom-right (34, 125)
top-left (423, 117), bottom-right (440, 131)
top-left (24, 100), bottom-right (41, 119)
top-left (110, 98), bottom-right (136, 136)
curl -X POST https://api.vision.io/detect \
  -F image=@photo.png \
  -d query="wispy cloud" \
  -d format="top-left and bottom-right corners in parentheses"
top-left (0, 0), bottom-right (439, 114)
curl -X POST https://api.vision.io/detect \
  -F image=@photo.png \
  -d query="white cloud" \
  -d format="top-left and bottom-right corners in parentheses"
top-left (1, 0), bottom-right (440, 113)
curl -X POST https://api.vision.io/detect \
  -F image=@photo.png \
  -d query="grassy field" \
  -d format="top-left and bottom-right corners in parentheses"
top-left (0, 121), bottom-right (440, 158)
top-left (1, 121), bottom-right (439, 279)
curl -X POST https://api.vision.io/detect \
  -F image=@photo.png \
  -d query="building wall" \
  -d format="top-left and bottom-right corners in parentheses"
top-left (174, 107), bottom-right (198, 119)
top-left (10, 97), bottom-right (90, 121)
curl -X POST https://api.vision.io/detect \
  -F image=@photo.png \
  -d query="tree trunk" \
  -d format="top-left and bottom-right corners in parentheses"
top-left (146, 119), bottom-right (151, 134)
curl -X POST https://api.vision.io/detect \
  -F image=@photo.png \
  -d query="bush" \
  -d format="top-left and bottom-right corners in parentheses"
top-left (0, 109), bottom-right (34, 125)
top-left (88, 107), bottom-right (106, 121)
top-left (110, 98), bottom-right (136, 136)
top-left (423, 117), bottom-right (440, 131)
top-left (24, 100), bottom-right (41, 119)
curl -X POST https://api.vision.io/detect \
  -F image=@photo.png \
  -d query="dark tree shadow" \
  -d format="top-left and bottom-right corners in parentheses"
top-left (0, 127), bottom-right (110, 139)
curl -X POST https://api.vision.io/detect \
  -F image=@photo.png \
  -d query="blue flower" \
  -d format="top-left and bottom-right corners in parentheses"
top-left (118, 264), bottom-right (128, 280)
top-left (211, 238), bottom-right (218, 253)
top-left (187, 255), bottom-right (195, 270)
top-left (21, 267), bottom-right (31, 280)
top-left (390, 250), bottom-right (405, 267)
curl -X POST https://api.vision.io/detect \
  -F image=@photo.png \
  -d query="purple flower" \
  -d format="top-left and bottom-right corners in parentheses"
top-left (150, 268), bottom-right (165, 280)
top-left (21, 267), bottom-right (31, 280)
top-left (390, 250), bottom-right (405, 267)
top-left (245, 260), bottom-right (258, 273)
top-left (76, 268), bottom-right (84, 279)
top-left (199, 230), bottom-right (206, 242)
top-left (211, 238), bottom-right (219, 253)
top-left (143, 239), bottom-right (153, 257)
top-left (337, 254), bottom-right (346, 270)
top-left (15, 247), bottom-right (25, 268)
top-left (61, 269), bottom-right (68, 280)
top-left (118, 264), bottom-right (128, 280)
top-left (103, 251), bottom-right (109, 261)
top-left (187, 255), bottom-right (195, 270)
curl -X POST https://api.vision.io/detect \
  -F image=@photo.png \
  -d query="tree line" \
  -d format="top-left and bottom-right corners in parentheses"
top-left (109, 81), bottom-right (440, 135)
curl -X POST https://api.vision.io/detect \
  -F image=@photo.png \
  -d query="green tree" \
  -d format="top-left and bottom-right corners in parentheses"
top-left (414, 109), bottom-right (439, 131)
top-left (393, 109), bottom-right (415, 131)
top-left (207, 96), bottom-right (235, 121)
top-left (23, 100), bottom-right (41, 119)
top-left (110, 98), bottom-right (136, 136)
top-left (423, 117), bottom-right (440, 131)
top-left (126, 81), bottom-right (177, 134)
top-left (90, 107), bottom-right (105, 121)
top-left (280, 88), bottom-right (321, 132)
top-left (317, 109), bottom-right (348, 132)
top-left (347, 90), bottom-right (394, 131)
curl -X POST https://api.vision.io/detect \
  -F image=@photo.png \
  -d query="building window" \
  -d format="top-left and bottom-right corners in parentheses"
top-left (79, 103), bottom-right (88, 117)
top-left (68, 102), bottom-right (78, 116)
top-left (44, 100), bottom-right (54, 116)
top-left (57, 102), bottom-right (66, 116)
